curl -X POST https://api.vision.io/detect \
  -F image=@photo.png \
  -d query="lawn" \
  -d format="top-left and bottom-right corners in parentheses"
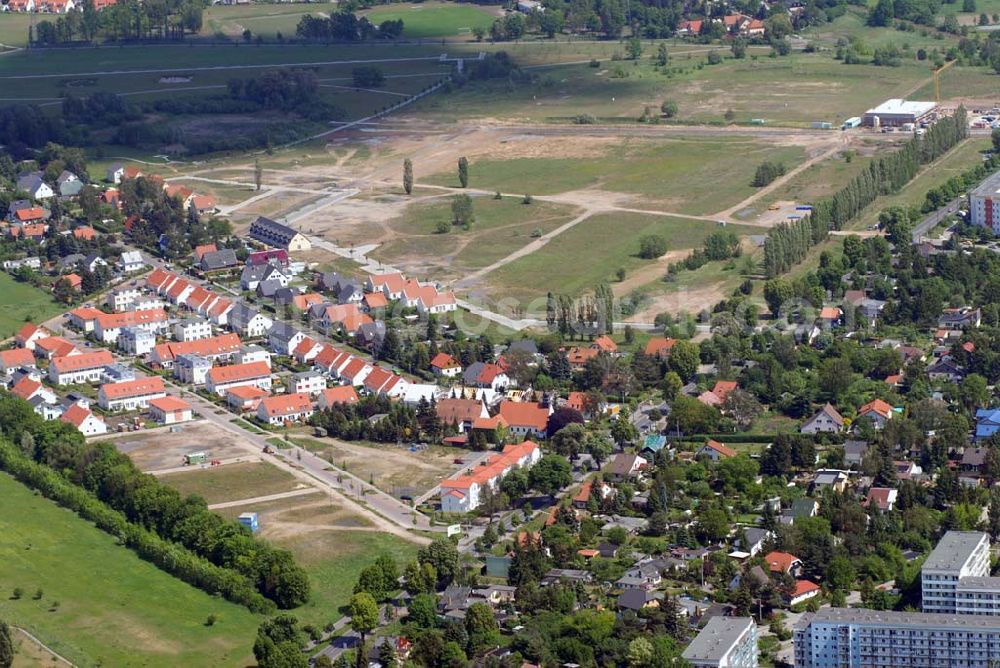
top-left (362, 2), bottom-right (498, 39)
top-left (159, 461), bottom-right (304, 506)
top-left (425, 136), bottom-right (806, 216)
top-left (0, 13), bottom-right (31, 48)
top-left (370, 196), bottom-right (581, 282)
top-left (0, 472), bottom-right (259, 668)
top-left (202, 3), bottom-right (332, 40)
top-left (486, 212), bottom-right (760, 303)
top-left (0, 273), bottom-right (64, 339)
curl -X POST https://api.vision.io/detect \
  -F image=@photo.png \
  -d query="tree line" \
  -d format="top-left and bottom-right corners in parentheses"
top-left (0, 394), bottom-right (309, 611)
top-left (763, 106), bottom-right (968, 277)
top-left (295, 12), bottom-right (404, 41)
top-left (32, 0), bottom-right (205, 46)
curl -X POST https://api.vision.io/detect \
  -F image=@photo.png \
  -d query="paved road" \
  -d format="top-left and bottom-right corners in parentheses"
top-left (912, 196), bottom-right (962, 243)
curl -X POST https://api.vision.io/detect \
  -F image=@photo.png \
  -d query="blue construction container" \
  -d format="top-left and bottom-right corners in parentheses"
top-left (238, 512), bottom-right (259, 533)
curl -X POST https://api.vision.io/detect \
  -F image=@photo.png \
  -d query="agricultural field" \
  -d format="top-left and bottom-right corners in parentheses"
top-left (361, 2), bottom-right (499, 39)
top-left (0, 273), bottom-right (64, 339)
top-left (484, 212), bottom-right (760, 304)
top-left (0, 472), bottom-right (259, 668)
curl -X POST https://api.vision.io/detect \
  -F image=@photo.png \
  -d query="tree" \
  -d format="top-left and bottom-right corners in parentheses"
top-left (403, 158), bottom-right (413, 196)
top-left (585, 433), bottom-right (613, 467)
top-left (868, 0), bottom-right (894, 26)
top-left (638, 234), bottom-right (668, 259)
top-left (626, 37), bottom-right (642, 60)
top-left (627, 637), bottom-right (653, 668)
top-left (765, 14), bottom-right (793, 40)
top-left (465, 602), bottom-right (500, 654)
top-left (528, 454), bottom-right (572, 494)
top-left (355, 564), bottom-right (387, 601)
top-left (752, 161), bottom-right (786, 187)
top-left (660, 100), bottom-right (678, 118)
top-left (763, 278), bottom-right (793, 315)
top-left (349, 593), bottom-right (379, 644)
top-left (0, 621), bottom-right (11, 668)
top-left (610, 409), bottom-right (639, 446)
top-left (826, 556), bottom-right (856, 591)
top-left (993, 127), bottom-right (1000, 154)
top-left (352, 66), bottom-right (385, 87)
top-left (419, 539), bottom-right (460, 586)
top-left (253, 615), bottom-right (307, 668)
top-left (254, 159), bottom-right (263, 192)
top-left (668, 340), bottom-right (699, 380)
top-left (407, 592), bottom-right (439, 629)
top-left (458, 157), bottom-right (469, 188)
top-left (451, 194), bottom-right (474, 228)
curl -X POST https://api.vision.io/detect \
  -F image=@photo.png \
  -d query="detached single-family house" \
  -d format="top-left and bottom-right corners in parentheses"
top-left (857, 399), bottom-right (894, 430)
top-left (148, 395), bottom-right (194, 424)
top-left (431, 353), bottom-right (462, 378)
top-left (16, 172), bottom-right (54, 200)
top-left (801, 403), bottom-right (844, 434)
top-left (697, 439), bottom-right (737, 461)
top-left (257, 393), bottom-right (314, 425)
top-left (604, 453), bottom-right (647, 482)
top-left (60, 404), bottom-right (108, 436)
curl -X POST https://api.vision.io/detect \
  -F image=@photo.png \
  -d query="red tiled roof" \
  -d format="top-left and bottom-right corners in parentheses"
top-left (592, 335), bottom-right (617, 353)
top-left (259, 392), bottom-right (312, 417)
top-left (153, 333), bottom-right (241, 363)
top-left (61, 403), bottom-right (96, 428)
top-left (11, 377), bottom-right (41, 400)
top-left (226, 385), bottom-right (269, 400)
top-left (859, 399), bottom-right (893, 419)
top-left (320, 385), bottom-right (359, 406)
top-left (73, 226), bottom-right (96, 241)
top-left (193, 243), bottom-right (217, 260)
top-left (207, 361), bottom-right (270, 384)
top-left (14, 209), bottom-right (45, 223)
top-left (96, 308), bottom-right (167, 331)
top-left (0, 348), bottom-right (35, 368)
top-left (498, 401), bottom-right (549, 431)
top-left (711, 380), bottom-right (738, 404)
top-left (51, 350), bottom-right (113, 372)
top-left (100, 376), bottom-right (165, 400)
top-left (363, 292), bottom-right (388, 309)
top-left (431, 352), bottom-right (460, 370)
top-left (15, 322), bottom-right (45, 344)
top-left (703, 439), bottom-right (737, 458)
top-left (148, 395), bottom-right (191, 412)
top-left (765, 551), bottom-right (800, 573)
top-left (644, 337), bottom-right (677, 356)
top-left (436, 398), bottom-right (486, 424)
top-left (34, 336), bottom-right (77, 357)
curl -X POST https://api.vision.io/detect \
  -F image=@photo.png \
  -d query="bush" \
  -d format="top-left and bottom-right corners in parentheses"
top-left (574, 114), bottom-right (597, 124)
top-left (660, 100), bottom-right (678, 118)
top-left (352, 66), bottom-right (386, 88)
top-left (638, 234), bottom-right (669, 259)
top-left (589, 59), bottom-right (601, 67)
top-left (707, 51), bottom-right (722, 65)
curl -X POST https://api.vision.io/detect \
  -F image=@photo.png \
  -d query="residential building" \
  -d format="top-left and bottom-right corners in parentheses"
top-left (49, 350), bottom-right (115, 385)
top-left (118, 250), bottom-right (145, 273)
top-left (857, 398), bottom-right (894, 429)
top-left (921, 531), bottom-right (991, 614)
top-left (257, 393), bottom-right (314, 426)
top-left (32, 336), bottom-right (77, 361)
top-left (226, 385), bottom-right (269, 412)
top-left (106, 286), bottom-right (142, 312)
top-left (605, 453), bottom-right (647, 482)
top-left (431, 352), bottom-right (462, 378)
top-left (362, 366), bottom-right (406, 398)
top-left (248, 216), bottom-right (311, 251)
top-left (865, 487), bottom-right (899, 512)
top-left (16, 322), bottom-right (50, 350)
top-left (644, 337), bottom-right (677, 359)
top-left (0, 347), bottom-right (36, 372)
top-left (801, 403), bottom-right (844, 434)
top-left (199, 248), bottom-right (239, 273)
top-left (205, 361), bottom-right (272, 396)
top-left (288, 370), bottom-right (326, 396)
top-left (682, 616), bottom-right (758, 668)
top-left (436, 398), bottom-right (489, 433)
top-left (698, 439), bottom-right (737, 461)
top-left (118, 327), bottom-right (157, 356)
top-left (497, 400), bottom-right (551, 438)
top-left (976, 408), bottom-right (1000, 440)
top-left (972, 171), bottom-right (1000, 232)
top-left (150, 333), bottom-right (242, 368)
top-left (60, 404), bottom-right (108, 437)
top-left (317, 385), bottom-right (360, 409)
top-left (268, 322), bottom-right (306, 356)
top-left (764, 551), bottom-right (803, 577)
top-left (2, 256), bottom-right (41, 271)
top-left (227, 304), bottom-right (273, 338)
top-left (439, 440), bottom-right (542, 513)
top-left (94, 309), bottom-right (168, 344)
top-left (173, 317), bottom-right (213, 342)
top-left (794, 607), bottom-right (1000, 668)
top-left (98, 377), bottom-right (167, 411)
top-left (148, 396), bottom-right (194, 424)
top-left (238, 345), bottom-right (272, 368)
top-left (16, 172), bottom-right (54, 200)
top-left (174, 354), bottom-right (212, 385)
top-left (463, 362), bottom-right (510, 390)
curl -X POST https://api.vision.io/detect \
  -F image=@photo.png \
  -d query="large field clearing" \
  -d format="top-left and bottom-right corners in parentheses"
top-left (0, 273), bottom-right (64, 339)
top-left (362, 2), bottom-right (498, 39)
top-left (202, 3), bottom-right (333, 40)
top-left (424, 135), bottom-right (808, 215)
top-left (370, 196), bottom-right (581, 282)
top-left (160, 461), bottom-right (307, 506)
top-left (294, 436), bottom-right (465, 499)
top-left (485, 212), bottom-right (760, 303)
top-left (0, 473), bottom-right (259, 668)
top-left (214, 493), bottom-right (420, 628)
top-left (110, 420), bottom-right (256, 472)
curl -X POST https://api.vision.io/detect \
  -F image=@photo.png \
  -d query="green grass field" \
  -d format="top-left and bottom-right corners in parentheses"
top-left (0, 273), bottom-right (64, 339)
top-left (486, 212), bottom-right (759, 303)
top-left (202, 3), bottom-right (332, 40)
top-left (362, 2), bottom-right (498, 39)
top-left (160, 462), bottom-right (302, 506)
top-left (0, 13), bottom-right (31, 48)
top-left (426, 136), bottom-right (805, 215)
top-left (0, 472), bottom-right (259, 668)
top-left (371, 196), bottom-right (580, 282)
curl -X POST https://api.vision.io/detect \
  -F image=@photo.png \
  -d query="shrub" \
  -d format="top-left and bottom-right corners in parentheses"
top-left (751, 161), bottom-right (786, 187)
top-left (638, 234), bottom-right (668, 259)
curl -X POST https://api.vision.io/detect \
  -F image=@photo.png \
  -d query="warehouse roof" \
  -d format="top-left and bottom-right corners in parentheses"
top-left (865, 98), bottom-right (936, 117)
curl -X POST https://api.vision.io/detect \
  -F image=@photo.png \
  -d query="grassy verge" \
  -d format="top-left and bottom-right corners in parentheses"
top-left (0, 273), bottom-right (64, 339)
top-left (0, 472), bottom-right (259, 668)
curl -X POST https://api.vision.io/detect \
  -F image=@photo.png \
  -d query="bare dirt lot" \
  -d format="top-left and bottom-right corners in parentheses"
top-left (107, 420), bottom-right (255, 472)
top-left (293, 436), bottom-right (468, 499)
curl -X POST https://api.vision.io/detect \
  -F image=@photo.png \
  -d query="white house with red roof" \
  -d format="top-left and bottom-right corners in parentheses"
top-left (226, 385), bottom-right (270, 412)
top-left (440, 440), bottom-right (541, 513)
top-left (49, 350), bottom-right (115, 385)
top-left (94, 309), bottom-right (168, 344)
top-left (257, 393), bottom-right (314, 426)
top-left (339, 357), bottom-right (374, 386)
top-left (148, 395), bottom-right (194, 424)
top-left (98, 377), bottom-right (167, 411)
top-left (15, 323), bottom-right (50, 350)
top-left (697, 439), bottom-right (738, 461)
top-left (497, 401), bottom-right (551, 439)
top-left (206, 361), bottom-right (272, 396)
top-left (318, 385), bottom-right (360, 409)
top-left (366, 272), bottom-right (407, 299)
top-left (431, 352), bottom-right (462, 378)
top-left (857, 399), bottom-right (894, 430)
top-left (0, 347), bottom-right (37, 372)
top-left (786, 580), bottom-right (821, 607)
top-left (60, 404), bottom-right (108, 436)
top-left (363, 366), bottom-right (407, 397)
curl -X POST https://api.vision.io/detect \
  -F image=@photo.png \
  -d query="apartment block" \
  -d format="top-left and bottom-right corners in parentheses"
top-left (794, 607), bottom-right (1000, 668)
top-left (682, 616), bottom-right (758, 668)
top-left (921, 531), bottom-right (991, 613)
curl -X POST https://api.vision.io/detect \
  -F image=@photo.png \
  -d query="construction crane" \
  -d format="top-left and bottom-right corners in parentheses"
top-left (934, 60), bottom-right (957, 102)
